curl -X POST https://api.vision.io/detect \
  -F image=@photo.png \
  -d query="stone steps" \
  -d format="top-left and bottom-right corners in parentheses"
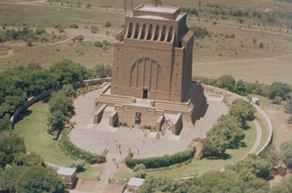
top-left (97, 95), bottom-right (132, 106)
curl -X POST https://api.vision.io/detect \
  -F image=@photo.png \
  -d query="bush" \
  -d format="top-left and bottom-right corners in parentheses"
top-left (94, 41), bottom-right (103, 47)
top-left (125, 148), bottom-right (194, 169)
top-left (104, 21), bottom-right (111, 27)
top-left (70, 159), bottom-right (85, 172)
top-left (70, 24), bottom-right (79, 28)
top-left (59, 129), bottom-right (106, 164)
top-left (34, 27), bottom-right (46, 35)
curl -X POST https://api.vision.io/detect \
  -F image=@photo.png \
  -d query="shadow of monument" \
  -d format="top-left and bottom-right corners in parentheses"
top-left (200, 103), bottom-right (209, 118)
top-left (16, 109), bottom-right (32, 122)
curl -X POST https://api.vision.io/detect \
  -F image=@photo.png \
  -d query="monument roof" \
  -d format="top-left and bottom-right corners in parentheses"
top-left (136, 15), bottom-right (169, 20)
top-left (138, 5), bottom-right (178, 13)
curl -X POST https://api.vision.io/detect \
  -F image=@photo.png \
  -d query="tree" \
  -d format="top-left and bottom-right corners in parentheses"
top-left (0, 114), bottom-right (11, 131)
top-left (16, 166), bottom-right (65, 193)
top-left (151, 0), bottom-right (162, 7)
top-left (49, 59), bottom-right (87, 85)
top-left (234, 154), bottom-right (273, 181)
top-left (259, 42), bottom-right (264, 48)
top-left (281, 140), bottom-right (292, 168)
top-left (13, 152), bottom-right (45, 167)
top-left (268, 82), bottom-right (291, 100)
top-left (234, 79), bottom-right (247, 95)
top-left (216, 74), bottom-right (236, 92)
top-left (285, 97), bottom-right (292, 123)
top-left (0, 166), bottom-right (26, 192)
top-left (0, 131), bottom-right (26, 168)
top-left (229, 98), bottom-right (255, 128)
top-left (202, 114), bottom-right (245, 158)
top-left (70, 159), bottom-right (85, 172)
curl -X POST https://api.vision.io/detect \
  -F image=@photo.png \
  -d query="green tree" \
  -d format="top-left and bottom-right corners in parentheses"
top-left (16, 166), bottom-right (65, 193)
top-left (49, 59), bottom-right (87, 85)
top-left (234, 154), bottom-right (272, 181)
top-left (259, 42), bottom-right (264, 48)
top-left (70, 159), bottom-right (85, 172)
top-left (216, 74), bottom-right (236, 92)
top-left (229, 98), bottom-right (255, 128)
top-left (281, 140), bottom-right (292, 168)
top-left (0, 114), bottom-right (11, 131)
top-left (234, 79), bottom-right (247, 95)
top-left (202, 113), bottom-right (245, 158)
top-left (0, 166), bottom-right (26, 192)
top-left (0, 131), bottom-right (26, 168)
top-left (13, 152), bottom-right (45, 167)
top-left (268, 82), bottom-right (291, 100)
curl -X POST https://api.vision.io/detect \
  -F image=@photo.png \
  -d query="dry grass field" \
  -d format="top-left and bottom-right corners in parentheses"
top-left (1, 0), bottom-right (291, 84)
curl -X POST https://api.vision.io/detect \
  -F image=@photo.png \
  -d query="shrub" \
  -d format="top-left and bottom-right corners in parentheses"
top-left (104, 21), bottom-right (111, 27)
top-left (70, 24), bottom-right (79, 28)
top-left (125, 148), bottom-right (194, 169)
top-left (70, 159), bottom-right (85, 172)
top-left (94, 41), bottom-right (103, 47)
top-left (59, 129), bottom-right (106, 164)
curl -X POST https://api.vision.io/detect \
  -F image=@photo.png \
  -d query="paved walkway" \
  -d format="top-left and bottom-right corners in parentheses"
top-left (239, 119), bottom-right (262, 161)
top-left (68, 87), bottom-right (263, 192)
top-left (69, 88), bottom-right (228, 159)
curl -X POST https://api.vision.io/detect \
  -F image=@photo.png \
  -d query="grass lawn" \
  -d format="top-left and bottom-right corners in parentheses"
top-left (14, 102), bottom-right (72, 167)
top-left (113, 120), bottom-right (257, 181)
top-left (76, 165), bottom-right (102, 180)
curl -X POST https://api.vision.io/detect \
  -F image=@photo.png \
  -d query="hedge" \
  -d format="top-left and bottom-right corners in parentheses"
top-left (125, 148), bottom-right (195, 169)
top-left (58, 129), bottom-right (106, 164)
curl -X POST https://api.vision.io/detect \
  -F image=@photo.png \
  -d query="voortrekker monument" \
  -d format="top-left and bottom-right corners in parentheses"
top-left (94, 4), bottom-right (206, 135)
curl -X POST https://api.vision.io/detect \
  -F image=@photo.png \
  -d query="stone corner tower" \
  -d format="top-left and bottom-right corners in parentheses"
top-left (110, 4), bottom-right (194, 102)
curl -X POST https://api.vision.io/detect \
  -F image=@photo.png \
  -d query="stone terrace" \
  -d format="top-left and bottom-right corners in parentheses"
top-left (69, 87), bottom-right (228, 159)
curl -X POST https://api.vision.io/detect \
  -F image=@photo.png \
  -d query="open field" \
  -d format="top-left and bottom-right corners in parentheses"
top-left (14, 102), bottom-right (72, 166)
top-left (0, 1), bottom-right (292, 84)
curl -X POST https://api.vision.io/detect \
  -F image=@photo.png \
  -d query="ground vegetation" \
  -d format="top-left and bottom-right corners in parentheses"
top-left (201, 98), bottom-right (254, 158)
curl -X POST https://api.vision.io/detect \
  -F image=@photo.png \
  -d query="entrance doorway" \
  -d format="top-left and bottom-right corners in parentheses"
top-left (143, 89), bottom-right (148, 99)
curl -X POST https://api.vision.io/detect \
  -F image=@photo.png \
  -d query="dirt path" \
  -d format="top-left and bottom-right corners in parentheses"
top-left (0, 48), bottom-right (14, 59)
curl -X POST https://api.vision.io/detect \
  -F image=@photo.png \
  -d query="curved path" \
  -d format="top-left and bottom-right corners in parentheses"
top-left (237, 119), bottom-right (262, 162)
top-left (0, 48), bottom-right (14, 59)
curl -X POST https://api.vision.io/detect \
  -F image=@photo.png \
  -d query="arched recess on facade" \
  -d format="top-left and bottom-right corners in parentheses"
top-left (130, 58), bottom-right (162, 90)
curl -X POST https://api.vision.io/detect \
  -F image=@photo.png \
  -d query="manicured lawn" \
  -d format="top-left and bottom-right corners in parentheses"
top-left (76, 165), bottom-right (102, 180)
top-left (114, 120), bottom-right (257, 180)
top-left (14, 102), bottom-right (72, 167)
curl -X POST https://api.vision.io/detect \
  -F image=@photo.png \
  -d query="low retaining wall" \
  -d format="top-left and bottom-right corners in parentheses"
top-left (203, 84), bottom-right (273, 155)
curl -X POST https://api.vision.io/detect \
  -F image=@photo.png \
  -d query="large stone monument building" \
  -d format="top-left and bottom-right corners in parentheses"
top-left (94, 4), bottom-right (206, 135)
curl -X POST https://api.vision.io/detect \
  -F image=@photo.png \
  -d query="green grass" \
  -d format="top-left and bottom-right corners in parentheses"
top-left (0, 46), bottom-right (9, 56)
top-left (76, 165), bottom-right (102, 180)
top-left (14, 102), bottom-right (72, 167)
top-left (111, 171), bottom-right (136, 184)
top-left (114, 120), bottom-right (257, 180)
